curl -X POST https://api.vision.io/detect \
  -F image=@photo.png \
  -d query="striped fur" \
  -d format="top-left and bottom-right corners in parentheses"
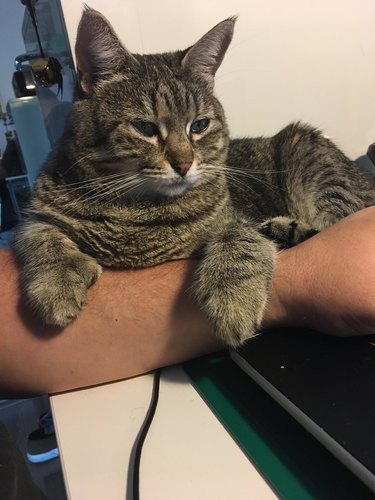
top-left (13, 8), bottom-right (375, 345)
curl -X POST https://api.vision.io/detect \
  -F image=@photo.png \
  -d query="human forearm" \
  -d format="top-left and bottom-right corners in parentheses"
top-left (0, 252), bottom-right (219, 394)
top-left (263, 206), bottom-right (375, 336)
top-left (2, 207), bottom-right (374, 394)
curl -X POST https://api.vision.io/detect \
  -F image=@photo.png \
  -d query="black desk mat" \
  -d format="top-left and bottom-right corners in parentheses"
top-left (183, 348), bottom-right (374, 499)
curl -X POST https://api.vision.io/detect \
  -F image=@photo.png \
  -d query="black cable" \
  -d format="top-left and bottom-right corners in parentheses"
top-left (22, 0), bottom-right (45, 58)
top-left (132, 369), bottom-right (161, 500)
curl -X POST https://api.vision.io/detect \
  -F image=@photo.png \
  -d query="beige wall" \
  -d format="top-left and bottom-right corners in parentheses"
top-left (61, 0), bottom-right (375, 159)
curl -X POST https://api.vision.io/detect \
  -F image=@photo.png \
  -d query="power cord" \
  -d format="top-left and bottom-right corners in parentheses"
top-left (132, 369), bottom-right (161, 500)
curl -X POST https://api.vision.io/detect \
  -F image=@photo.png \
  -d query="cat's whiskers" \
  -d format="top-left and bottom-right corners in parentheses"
top-left (72, 176), bottom-right (146, 204)
top-left (42, 175), bottom-right (142, 224)
top-left (56, 172), bottom-right (131, 192)
top-left (101, 177), bottom-right (146, 200)
top-left (202, 163), bottom-right (281, 197)
top-left (225, 165), bottom-right (292, 175)
top-left (133, 183), bottom-right (148, 202)
top-left (203, 164), bottom-right (260, 196)
top-left (55, 142), bottom-right (130, 185)
top-left (222, 165), bottom-right (287, 194)
top-left (56, 176), bottom-right (131, 205)
top-left (194, 164), bottom-right (230, 191)
top-left (54, 151), bottom-right (98, 180)
top-left (80, 176), bottom-right (140, 201)
top-left (227, 172), bottom-right (282, 195)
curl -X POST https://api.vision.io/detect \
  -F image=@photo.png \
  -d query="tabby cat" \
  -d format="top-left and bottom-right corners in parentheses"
top-left (13, 7), bottom-right (375, 346)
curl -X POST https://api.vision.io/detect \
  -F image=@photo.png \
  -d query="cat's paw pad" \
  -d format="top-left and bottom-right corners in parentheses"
top-left (24, 258), bottom-right (102, 327)
top-left (259, 216), bottom-right (318, 248)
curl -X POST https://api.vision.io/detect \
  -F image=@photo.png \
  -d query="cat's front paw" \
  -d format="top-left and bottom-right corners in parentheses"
top-left (194, 223), bottom-right (276, 347)
top-left (23, 256), bottom-right (102, 327)
top-left (259, 216), bottom-right (318, 248)
top-left (197, 283), bottom-right (270, 347)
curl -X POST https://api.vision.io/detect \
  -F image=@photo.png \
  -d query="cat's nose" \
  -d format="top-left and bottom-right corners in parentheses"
top-left (170, 162), bottom-right (192, 177)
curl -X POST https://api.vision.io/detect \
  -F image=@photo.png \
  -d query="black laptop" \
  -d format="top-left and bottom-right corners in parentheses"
top-left (231, 329), bottom-right (375, 493)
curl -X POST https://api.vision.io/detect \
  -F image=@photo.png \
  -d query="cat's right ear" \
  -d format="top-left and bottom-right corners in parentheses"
top-left (75, 6), bottom-right (137, 95)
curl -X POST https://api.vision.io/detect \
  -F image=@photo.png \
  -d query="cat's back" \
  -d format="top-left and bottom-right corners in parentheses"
top-left (227, 122), bottom-right (375, 224)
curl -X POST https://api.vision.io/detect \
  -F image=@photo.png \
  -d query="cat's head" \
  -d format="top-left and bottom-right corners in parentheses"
top-left (73, 7), bottom-right (235, 200)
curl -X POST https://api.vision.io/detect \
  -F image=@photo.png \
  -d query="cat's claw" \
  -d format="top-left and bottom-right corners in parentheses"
top-left (259, 216), bottom-right (318, 248)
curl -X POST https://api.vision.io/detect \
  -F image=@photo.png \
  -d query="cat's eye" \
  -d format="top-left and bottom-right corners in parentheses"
top-left (190, 118), bottom-right (210, 134)
top-left (132, 121), bottom-right (159, 137)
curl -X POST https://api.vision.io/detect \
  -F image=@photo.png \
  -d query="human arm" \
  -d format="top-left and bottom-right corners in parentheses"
top-left (0, 254), bottom-right (218, 395)
top-left (264, 205), bottom-right (375, 337)
top-left (1, 206), bottom-right (375, 395)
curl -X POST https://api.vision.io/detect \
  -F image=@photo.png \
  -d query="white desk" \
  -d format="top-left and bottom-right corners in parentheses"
top-left (51, 366), bottom-right (276, 500)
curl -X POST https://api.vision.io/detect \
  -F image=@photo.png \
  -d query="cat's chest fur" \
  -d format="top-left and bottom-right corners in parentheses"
top-left (71, 207), bottom-right (212, 267)
top-left (31, 174), bottom-right (229, 268)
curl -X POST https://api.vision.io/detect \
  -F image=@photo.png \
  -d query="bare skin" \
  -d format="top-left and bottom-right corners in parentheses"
top-left (1, 206), bottom-right (375, 395)
top-left (0, 255), bottom-right (217, 395)
top-left (269, 205), bottom-right (375, 337)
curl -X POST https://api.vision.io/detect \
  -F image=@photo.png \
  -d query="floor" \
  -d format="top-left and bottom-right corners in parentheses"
top-left (0, 229), bottom-right (67, 499)
top-left (0, 397), bottom-right (67, 500)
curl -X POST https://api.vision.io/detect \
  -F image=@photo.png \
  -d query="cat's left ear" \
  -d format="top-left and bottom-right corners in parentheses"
top-left (75, 6), bottom-right (138, 95)
top-left (181, 17), bottom-right (236, 85)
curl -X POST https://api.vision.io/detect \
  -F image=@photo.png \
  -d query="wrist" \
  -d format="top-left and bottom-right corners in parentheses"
top-left (262, 247), bottom-right (304, 329)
